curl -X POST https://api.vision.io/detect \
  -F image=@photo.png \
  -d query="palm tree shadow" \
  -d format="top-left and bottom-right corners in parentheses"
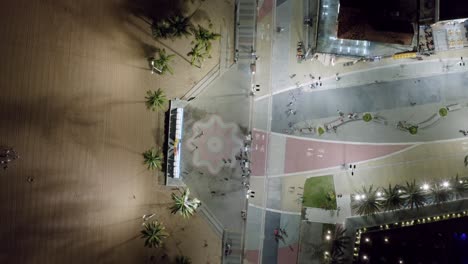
top-left (142, 43), bottom-right (159, 58)
top-left (190, 8), bottom-right (210, 24)
top-left (124, 0), bottom-right (189, 22)
top-left (105, 138), bottom-right (142, 155)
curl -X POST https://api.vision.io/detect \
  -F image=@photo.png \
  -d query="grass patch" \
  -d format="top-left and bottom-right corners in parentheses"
top-left (302, 175), bottom-right (337, 210)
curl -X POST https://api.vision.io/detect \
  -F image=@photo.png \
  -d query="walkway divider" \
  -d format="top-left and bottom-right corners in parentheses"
top-left (182, 63), bottom-right (221, 100)
top-left (199, 205), bottom-right (224, 238)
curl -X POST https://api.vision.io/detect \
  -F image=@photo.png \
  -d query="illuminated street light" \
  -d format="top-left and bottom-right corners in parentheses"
top-left (421, 183), bottom-right (430, 190)
top-left (442, 181), bottom-right (449, 188)
top-left (325, 235), bottom-right (331, 240)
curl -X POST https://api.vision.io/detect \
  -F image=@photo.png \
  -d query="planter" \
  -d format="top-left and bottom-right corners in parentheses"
top-left (408, 126), bottom-right (418, 135)
top-left (363, 113), bottom-right (373, 122)
top-left (439, 107), bottom-right (448, 117)
top-left (317, 126), bottom-right (325, 135)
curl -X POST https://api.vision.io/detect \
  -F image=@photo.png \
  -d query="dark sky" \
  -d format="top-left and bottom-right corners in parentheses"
top-left (440, 0), bottom-right (468, 20)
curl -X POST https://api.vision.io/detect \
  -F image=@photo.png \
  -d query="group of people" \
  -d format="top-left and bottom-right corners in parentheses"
top-left (420, 26), bottom-right (435, 51)
top-left (274, 228), bottom-right (288, 243)
top-left (0, 147), bottom-right (18, 170)
top-left (238, 133), bottom-right (253, 177)
top-left (310, 74), bottom-right (323, 87)
top-left (337, 110), bottom-right (359, 121)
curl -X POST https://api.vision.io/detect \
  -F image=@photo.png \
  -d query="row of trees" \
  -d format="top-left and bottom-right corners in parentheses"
top-left (140, 188), bottom-right (201, 263)
top-left (148, 6), bottom-right (220, 70)
top-left (352, 176), bottom-right (468, 215)
top-left (142, 88), bottom-right (167, 171)
top-left (141, 85), bottom-right (200, 263)
top-left (137, 2), bottom-right (215, 261)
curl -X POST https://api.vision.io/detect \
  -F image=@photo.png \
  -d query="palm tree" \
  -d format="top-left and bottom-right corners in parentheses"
top-left (170, 188), bottom-right (202, 218)
top-left (187, 44), bottom-right (206, 68)
top-left (145, 89), bottom-right (167, 111)
top-left (382, 184), bottom-right (406, 211)
top-left (142, 148), bottom-right (163, 170)
top-left (140, 221), bottom-right (168, 248)
top-left (151, 19), bottom-right (173, 39)
top-left (330, 226), bottom-right (350, 257)
top-left (451, 174), bottom-right (468, 199)
top-left (313, 226), bottom-right (349, 264)
top-left (167, 15), bottom-right (193, 38)
top-left (402, 180), bottom-right (427, 209)
top-left (175, 255), bottom-right (192, 264)
top-left (325, 251), bottom-right (347, 264)
top-left (430, 183), bottom-right (451, 204)
top-left (352, 185), bottom-right (381, 215)
top-left (150, 49), bottom-right (175, 75)
top-left (191, 25), bottom-right (220, 54)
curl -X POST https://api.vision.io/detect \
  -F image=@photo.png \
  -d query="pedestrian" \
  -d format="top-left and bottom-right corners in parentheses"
top-left (225, 243), bottom-right (232, 256)
top-left (241, 210), bottom-right (247, 219)
top-left (280, 228), bottom-right (288, 237)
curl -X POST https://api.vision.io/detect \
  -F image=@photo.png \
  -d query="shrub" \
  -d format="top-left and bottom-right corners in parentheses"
top-left (317, 126), bottom-right (325, 135)
top-left (408, 126), bottom-right (418, 135)
top-left (362, 113), bottom-right (373, 122)
top-left (439, 107), bottom-right (448, 117)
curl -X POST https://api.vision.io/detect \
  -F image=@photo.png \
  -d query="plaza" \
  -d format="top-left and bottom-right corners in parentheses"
top-left (177, 0), bottom-right (468, 263)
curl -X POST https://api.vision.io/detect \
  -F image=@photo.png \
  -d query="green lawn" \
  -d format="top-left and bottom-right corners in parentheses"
top-left (302, 175), bottom-right (337, 210)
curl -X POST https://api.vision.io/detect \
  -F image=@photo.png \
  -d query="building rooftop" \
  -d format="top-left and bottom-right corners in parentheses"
top-left (337, 0), bottom-right (416, 45)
